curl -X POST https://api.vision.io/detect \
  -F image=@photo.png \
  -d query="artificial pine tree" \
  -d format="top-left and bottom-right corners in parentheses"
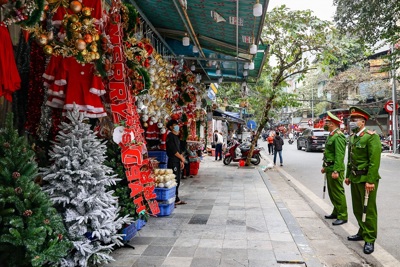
top-left (0, 113), bottom-right (71, 267)
top-left (40, 107), bottom-right (132, 267)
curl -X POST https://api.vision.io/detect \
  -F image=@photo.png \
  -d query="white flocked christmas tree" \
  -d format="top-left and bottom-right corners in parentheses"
top-left (41, 107), bottom-right (132, 267)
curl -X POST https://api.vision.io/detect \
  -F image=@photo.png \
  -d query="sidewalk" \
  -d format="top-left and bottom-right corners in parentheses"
top-left (105, 155), bottom-right (323, 267)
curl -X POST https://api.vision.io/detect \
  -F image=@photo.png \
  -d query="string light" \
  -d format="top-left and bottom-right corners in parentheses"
top-left (253, 1), bottom-right (262, 17)
top-left (182, 33), bottom-right (190, 46)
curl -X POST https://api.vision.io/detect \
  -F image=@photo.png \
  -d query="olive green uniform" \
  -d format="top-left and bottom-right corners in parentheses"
top-left (323, 128), bottom-right (347, 220)
top-left (346, 129), bottom-right (381, 243)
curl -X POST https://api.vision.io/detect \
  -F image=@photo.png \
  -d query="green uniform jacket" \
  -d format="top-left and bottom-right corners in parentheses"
top-left (322, 129), bottom-right (346, 172)
top-left (346, 129), bottom-right (381, 183)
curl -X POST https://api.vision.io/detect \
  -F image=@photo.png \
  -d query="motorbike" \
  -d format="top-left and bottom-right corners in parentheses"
top-left (223, 140), bottom-right (262, 166)
top-left (288, 138), bottom-right (294, 145)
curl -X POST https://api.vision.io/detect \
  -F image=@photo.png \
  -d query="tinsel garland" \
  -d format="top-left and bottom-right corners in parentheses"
top-left (24, 39), bottom-right (46, 138)
top-left (12, 31), bottom-right (30, 135)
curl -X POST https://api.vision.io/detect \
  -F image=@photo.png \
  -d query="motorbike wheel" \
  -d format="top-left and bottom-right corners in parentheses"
top-left (252, 154), bottom-right (261, 165)
top-left (223, 156), bottom-right (232, 165)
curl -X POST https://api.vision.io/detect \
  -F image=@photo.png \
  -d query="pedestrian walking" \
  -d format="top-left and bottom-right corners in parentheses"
top-left (321, 111), bottom-right (348, 226)
top-left (345, 107), bottom-right (381, 254)
top-left (267, 133), bottom-right (274, 155)
top-left (166, 120), bottom-right (187, 205)
top-left (273, 132), bottom-right (284, 166)
top-left (214, 130), bottom-right (223, 161)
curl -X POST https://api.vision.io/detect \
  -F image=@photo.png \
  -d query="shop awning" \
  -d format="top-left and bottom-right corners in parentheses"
top-left (130, 0), bottom-right (269, 84)
top-left (213, 109), bottom-right (245, 124)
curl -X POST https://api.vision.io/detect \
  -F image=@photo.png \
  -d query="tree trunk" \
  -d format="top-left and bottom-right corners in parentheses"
top-left (245, 96), bottom-right (275, 165)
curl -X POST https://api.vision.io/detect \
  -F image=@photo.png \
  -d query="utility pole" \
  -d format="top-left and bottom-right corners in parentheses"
top-left (311, 87), bottom-right (314, 127)
top-left (391, 44), bottom-right (398, 153)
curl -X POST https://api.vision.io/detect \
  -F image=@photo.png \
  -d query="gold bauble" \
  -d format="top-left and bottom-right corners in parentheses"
top-left (81, 7), bottom-right (92, 17)
top-left (71, 32), bottom-right (81, 40)
top-left (69, 0), bottom-right (82, 13)
top-left (75, 39), bottom-right (87, 51)
top-left (37, 34), bottom-right (48, 46)
top-left (90, 45), bottom-right (98, 53)
top-left (82, 18), bottom-right (91, 26)
top-left (69, 14), bottom-right (79, 23)
top-left (70, 23), bottom-right (78, 31)
top-left (81, 49), bottom-right (88, 56)
top-left (94, 53), bottom-right (100, 59)
top-left (89, 52), bottom-right (96, 60)
top-left (43, 45), bottom-right (53, 55)
top-left (143, 122), bottom-right (148, 128)
top-left (92, 33), bottom-right (100, 41)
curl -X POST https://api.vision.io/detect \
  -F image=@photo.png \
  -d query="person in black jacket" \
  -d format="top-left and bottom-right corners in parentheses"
top-left (166, 120), bottom-right (187, 205)
top-left (273, 132), bottom-right (284, 166)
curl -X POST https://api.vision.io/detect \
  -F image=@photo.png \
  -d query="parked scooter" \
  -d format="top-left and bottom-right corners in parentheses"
top-left (288, 138), bottom-right (294, 145)
top-left (223, 140), bottom-right (262, 165)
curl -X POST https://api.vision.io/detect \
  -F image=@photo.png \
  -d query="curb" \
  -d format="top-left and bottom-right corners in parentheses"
top-left (258, 168), bottom-right (323, 267)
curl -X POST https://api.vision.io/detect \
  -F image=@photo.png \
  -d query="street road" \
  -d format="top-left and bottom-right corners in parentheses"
top-left (258, 138), bottom-right (400, 262)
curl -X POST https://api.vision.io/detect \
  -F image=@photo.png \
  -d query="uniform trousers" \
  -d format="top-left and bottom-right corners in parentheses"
top-left (351, 181), bottom-right (379, 243)
top-left (326, 170), bottom-right (347, 220)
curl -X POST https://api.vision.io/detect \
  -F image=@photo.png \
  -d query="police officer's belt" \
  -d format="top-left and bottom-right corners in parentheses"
top-left (352, 169), bottom-right (368, 176)
top-left (323, 162), bottom-right (334, 167)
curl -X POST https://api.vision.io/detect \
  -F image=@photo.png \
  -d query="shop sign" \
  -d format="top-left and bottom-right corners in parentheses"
top-left (207, 89), bottom-right (216, 100)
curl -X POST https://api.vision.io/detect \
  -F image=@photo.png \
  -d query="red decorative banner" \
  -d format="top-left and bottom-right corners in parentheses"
top-left (107, 0), bottom-right (159, 216)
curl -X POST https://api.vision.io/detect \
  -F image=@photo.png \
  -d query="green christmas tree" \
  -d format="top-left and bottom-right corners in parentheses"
top-left (0, 113), bottom-right (71, 267)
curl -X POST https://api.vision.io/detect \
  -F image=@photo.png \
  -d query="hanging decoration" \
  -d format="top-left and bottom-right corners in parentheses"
top-left (107, 0), bottom-right (159, 216)
top-left (0, 24), bottom-right (21, 102)
top-left (0, 0), bottom-right (45, 27)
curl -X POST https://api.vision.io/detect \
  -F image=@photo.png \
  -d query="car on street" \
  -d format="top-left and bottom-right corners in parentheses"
top-left (297, 128), bottom-right (329, 152)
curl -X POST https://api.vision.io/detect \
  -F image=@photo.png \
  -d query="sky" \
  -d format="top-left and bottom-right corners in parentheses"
top-left (268, 0), bottom-right (336, 21)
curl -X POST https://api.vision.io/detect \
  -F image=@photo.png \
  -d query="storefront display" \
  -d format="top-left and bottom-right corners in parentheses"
top-left (0, 0), bottom-right (206, 264)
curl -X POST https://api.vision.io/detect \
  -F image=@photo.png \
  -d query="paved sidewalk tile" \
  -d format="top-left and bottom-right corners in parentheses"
top-left (104, 156), bottom-right (321, 267)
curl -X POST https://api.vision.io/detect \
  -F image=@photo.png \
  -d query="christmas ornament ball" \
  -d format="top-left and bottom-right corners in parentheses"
top-left (82, 7), bottom-right (92, 17)
top-left (75, 39), bottom-right (87, 51)
top-left (37, 34), bottom-right (48, 46)
top-left (90, 44), bottom-right (98, 52)
top-left (81, 49), bottom-right (88, 56)
top-left (43, 45), bottom-right (53, 55)
top-left (92, 33), bottom-right (100, 41)
top-left (82, 18), bottom-right (91, 26)
top-left (69, 14), bottom-right (79, 23)
top-left (83, 33), bottom-right (93, 43)
top-left (70, 0), bottom-right (82, 13)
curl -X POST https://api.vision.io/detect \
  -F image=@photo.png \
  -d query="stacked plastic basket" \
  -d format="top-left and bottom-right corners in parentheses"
top-left (154, 186), bottom-right (176, 216)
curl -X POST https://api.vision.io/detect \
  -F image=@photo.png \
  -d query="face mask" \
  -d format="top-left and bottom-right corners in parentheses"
top-left (349, 121), bottom-right (359, 132)
top-left (323, 125), bottom-right (329, 131)
top-left (173, 125), bottom-right (180, 132)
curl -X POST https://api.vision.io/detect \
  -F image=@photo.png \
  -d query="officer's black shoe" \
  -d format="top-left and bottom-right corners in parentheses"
top-left (324, 214), bottom-right (337, 219)
top-left (332, 219), bottom-right (347, 226)
top-left (347, 234), bottom-right (363, 241)
top-left (363, 242), bottom-right (374, 254)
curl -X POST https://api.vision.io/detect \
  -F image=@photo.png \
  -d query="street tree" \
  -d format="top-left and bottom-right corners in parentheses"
top-left (333, 0), bottom-right (400, 48)
top-left (245, 5), bottom-right (333, 165)
top-left (333, 0), bottom-right (400, 72)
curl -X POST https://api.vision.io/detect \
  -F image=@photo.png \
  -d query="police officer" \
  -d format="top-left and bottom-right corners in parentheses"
top-left (345, 107), bottom-right (381, 254)
top-left (321, 111), bottom-right (348, 226)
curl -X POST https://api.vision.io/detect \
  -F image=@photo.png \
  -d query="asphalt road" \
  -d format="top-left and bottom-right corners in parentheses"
top-left (258, 138), bottom-right (400, 262)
